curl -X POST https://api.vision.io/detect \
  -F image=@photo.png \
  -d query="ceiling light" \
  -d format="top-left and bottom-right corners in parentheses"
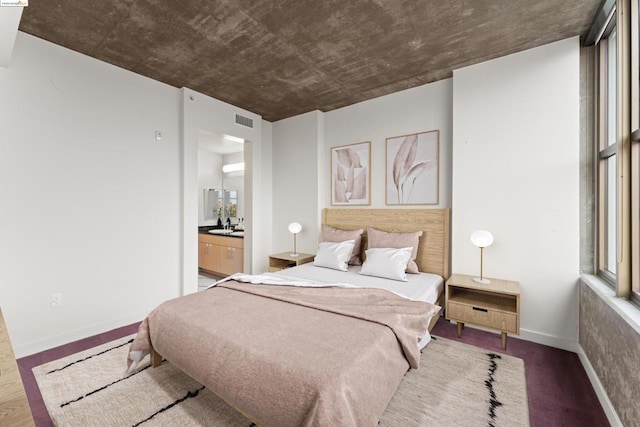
top-left (222, 162), bottom-right (245, 173)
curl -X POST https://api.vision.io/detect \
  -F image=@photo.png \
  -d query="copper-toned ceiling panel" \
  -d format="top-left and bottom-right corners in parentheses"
top-left (19, 0), bottom-right (601, 121)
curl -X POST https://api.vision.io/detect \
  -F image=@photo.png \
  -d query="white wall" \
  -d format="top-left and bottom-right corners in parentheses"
top-left (250, 120), bottom-right (273, 273)
top-left (270, 80), bottom-right (453, 256)
top-left (0, 7), bottom-right (22, 67)
top-left (272, 111), bottom-right (323, 254)
top-left (452, 37), bottom-right (580, 348)
top-left (324, 79), bottom-right (453, 209)
top-left (222, 151), bottom-right (244, 165)
top-left (0, 33), bottom-right (182, 356)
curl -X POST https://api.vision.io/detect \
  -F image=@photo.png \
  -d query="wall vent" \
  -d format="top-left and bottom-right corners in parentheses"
top-left (235, 114), bottom-right (254, 128)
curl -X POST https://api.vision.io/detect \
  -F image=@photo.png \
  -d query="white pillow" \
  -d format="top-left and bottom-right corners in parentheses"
top-left (313, 240), bottom-right (356, 271)
top-left (359, 247), bottom-right (413, 282)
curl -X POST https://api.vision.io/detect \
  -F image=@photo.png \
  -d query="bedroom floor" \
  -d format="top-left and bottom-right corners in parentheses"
top-left (198, 271), bottom-right (223, 291)
top-left (18, 318), bottom-right (609, 427)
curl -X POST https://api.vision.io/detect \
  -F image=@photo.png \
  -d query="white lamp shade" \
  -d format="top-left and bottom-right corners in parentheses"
top-left (288, 222), bottom-right (302, 234)
top-left (470, 230), bottom-right (494, 248)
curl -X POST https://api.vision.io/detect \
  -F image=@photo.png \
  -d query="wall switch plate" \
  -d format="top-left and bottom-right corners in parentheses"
top-left (51, 293), bottom-right (63, 307)
top-left (155, 131), bottom-right (163, 141)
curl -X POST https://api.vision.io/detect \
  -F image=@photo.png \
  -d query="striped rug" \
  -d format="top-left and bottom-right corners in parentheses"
top-left (33, 335), bottom-right (529, 426)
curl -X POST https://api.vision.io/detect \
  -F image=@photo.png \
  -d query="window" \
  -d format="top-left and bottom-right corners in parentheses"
top-left (595, 0), bottom-right (640, 304)
top-left (632, 0), bottom-right (640, 301)
top-left (597, 19), bottom-right (618, 282)
top-left (633, 134), bottom-right (639, 299)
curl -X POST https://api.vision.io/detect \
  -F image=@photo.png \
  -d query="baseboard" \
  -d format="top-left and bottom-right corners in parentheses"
top-left (454, 322), bottom-right (582, 352)
top-left (576, 344), bottom-right (623, 427)
top-left (517, 328), bottom-right (582, 353)
top-left (14, 310), bottom-right (149, 358)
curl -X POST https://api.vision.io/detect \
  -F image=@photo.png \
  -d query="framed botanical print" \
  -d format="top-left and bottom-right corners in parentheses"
top-left (385, 130), bottom-right (439, 205)
top-left (331, 141), bottom-right (371, 205)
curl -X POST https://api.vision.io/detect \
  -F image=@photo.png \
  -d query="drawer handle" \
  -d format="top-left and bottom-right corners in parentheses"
top-left (472, 306), bottom-right (488, 313)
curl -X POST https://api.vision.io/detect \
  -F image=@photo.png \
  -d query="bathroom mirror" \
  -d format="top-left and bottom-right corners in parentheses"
top-left (204, 188), bottom-right (239, 222)
top-left (204, 188), bottom-right (221, 222)
top-left (224, 190), bottom-right (238, 220)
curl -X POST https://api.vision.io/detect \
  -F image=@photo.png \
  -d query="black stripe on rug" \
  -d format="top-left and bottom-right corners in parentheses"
top-left (132, 385), bottom-right (206, 427)
top-left (60, 360), bottom-right (162, 408)
top-left (485, 353), bottom-right (504, 427)
top-left (47, 338), bottom-right (134, 375)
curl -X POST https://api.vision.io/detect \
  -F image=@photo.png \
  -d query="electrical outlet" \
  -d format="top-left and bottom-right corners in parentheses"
top-left (51, 293), bottom-right (63, 307)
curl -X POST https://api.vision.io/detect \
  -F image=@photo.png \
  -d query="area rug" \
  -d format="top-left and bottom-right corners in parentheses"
top-left (33, 335), bottom-right (529, 426)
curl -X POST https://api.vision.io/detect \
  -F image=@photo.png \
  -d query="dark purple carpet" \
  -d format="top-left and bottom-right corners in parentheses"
top-left (17, 318), bottom-right (609, 426)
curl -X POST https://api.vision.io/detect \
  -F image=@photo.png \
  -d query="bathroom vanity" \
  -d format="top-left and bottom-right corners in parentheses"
top-left (198, 231), bottom-right (244, 276)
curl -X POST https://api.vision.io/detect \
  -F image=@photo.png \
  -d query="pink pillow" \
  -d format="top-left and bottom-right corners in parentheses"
top-left (320, 225), bottom-right (364, 265)
top-left (366, 227), bottom-right (423, 273)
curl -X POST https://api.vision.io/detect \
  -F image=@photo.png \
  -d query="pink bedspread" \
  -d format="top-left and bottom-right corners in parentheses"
top-left (129, 280), bottom-right (440, 427)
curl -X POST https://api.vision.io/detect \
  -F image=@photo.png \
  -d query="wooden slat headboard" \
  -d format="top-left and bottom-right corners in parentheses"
top-left (322, 208), bottom-right (451, 279)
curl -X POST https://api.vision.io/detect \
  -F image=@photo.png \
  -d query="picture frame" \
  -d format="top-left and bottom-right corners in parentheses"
top-left (331, 141), bottom-right (371, 206)
top-left (385, 130), bottom-right (439, 205)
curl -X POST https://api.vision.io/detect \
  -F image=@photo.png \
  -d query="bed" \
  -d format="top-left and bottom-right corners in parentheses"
top-left (268, 263), bottom-right (445, 339)
top-left (129, 208), bottom-right (451, 426)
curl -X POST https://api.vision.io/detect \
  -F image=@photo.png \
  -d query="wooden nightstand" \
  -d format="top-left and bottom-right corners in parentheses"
top-left (268, 252), bottom-right (315, 272)
top-left (445, 273), bottom-right (520, 350)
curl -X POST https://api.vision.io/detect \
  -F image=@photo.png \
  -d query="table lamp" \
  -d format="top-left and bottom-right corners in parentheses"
top-left (470, 230), bottom-right (494, 284)
top-left (288, 222), bottom-right (302, 257)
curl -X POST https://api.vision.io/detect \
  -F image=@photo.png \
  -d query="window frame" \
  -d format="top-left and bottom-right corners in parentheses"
top-left (597, 17), bottom-right (619, 286)
top-left (631, 128), bottom-right (640, 304)
top-left (631, 0), bottom-right (640, 304)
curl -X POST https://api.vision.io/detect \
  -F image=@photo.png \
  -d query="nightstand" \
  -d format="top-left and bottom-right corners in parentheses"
top-left (268, 252), bottom-right (315, 272)
top-left (445, 273), bottom-right (520, 350)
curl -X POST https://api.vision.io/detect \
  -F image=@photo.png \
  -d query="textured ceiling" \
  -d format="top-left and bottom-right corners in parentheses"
top-left (19, 0), bottom-right (601, 122)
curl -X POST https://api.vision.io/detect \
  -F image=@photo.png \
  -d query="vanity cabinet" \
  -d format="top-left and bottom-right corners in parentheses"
top-left (198, 239), bottom-right (221, 273)
top-left (222, 245), bottom-right (243, 276)
top-left (199, 234), bottom-right (244, 276)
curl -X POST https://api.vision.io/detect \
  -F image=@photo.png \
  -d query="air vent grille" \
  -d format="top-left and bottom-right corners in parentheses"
top-left (235, 114), bottom-right (254, 128)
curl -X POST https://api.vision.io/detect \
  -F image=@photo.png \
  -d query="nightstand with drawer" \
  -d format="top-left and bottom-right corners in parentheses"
top-left (268, 252), bottom-right (315, 272)
top-left (445, 273), bottom-right (520, 350)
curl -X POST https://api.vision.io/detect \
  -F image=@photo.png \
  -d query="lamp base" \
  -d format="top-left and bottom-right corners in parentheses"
top-left (472, 277), bottom-right (491, 284)
top-left (290, 253), bottom-right (300, 257)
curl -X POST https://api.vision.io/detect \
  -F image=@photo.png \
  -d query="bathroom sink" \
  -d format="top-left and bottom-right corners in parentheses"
top-left (208, 229), bottom-right (232, 235)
